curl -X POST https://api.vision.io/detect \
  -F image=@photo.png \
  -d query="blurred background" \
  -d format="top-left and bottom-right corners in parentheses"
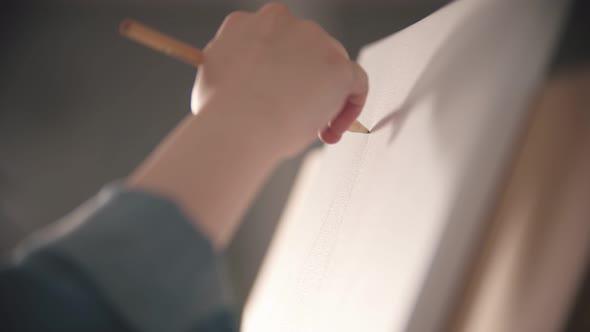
top-left (0, 0), bottom-right (449, 306)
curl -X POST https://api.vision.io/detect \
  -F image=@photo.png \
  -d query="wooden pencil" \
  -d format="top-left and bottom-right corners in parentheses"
top-left (119, 18), bottom-right (370, 134)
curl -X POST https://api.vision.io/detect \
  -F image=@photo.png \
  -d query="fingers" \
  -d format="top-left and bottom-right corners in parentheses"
top-left (213, 3), bottom-right (368, 147)
top-left (319, 102), bottom-right (361, 144)
top-left (320, 62), bottom-right (369, 144)
top-left (347, 61), bottom-right (370, 109)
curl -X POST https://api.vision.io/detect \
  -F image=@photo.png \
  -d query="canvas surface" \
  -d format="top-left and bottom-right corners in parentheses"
top-left (243, 1), bottom-right (569, 331)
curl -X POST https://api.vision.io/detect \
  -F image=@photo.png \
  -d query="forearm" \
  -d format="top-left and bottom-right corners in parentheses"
top-left (128, 100), bottom-right (281, 249)
top-left (5, 186), bottom-right (235, 332)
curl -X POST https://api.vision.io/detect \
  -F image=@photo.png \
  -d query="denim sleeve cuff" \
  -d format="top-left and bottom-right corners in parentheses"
top-left (15, 184), bottom-right (233, 332)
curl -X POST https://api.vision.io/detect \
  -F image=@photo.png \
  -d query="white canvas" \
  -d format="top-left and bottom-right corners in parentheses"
top-left (243, 1), bottom-right (569, 331)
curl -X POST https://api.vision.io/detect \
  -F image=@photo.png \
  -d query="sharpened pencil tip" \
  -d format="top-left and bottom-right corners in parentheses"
top-left (348, 120), bottom-right (370, 133)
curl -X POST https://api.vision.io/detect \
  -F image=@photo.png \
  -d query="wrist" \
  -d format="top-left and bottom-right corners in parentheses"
top-left (130, 100), bottom-right (284, 249)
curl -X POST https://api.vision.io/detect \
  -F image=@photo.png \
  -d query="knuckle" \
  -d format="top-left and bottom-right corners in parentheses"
top-left (322, 46), bottom-right (348, 66)
top-left (331, 38), bottom-right (350, 59)
top-left (299, 19), bottom-right (323, 33)
top-left (332, 58), bottom-right (355, 84)
top-left (358, 66), bottom-right (369, 85)
top-left (326, 50), bottom-right (348, 66)
top-left (261, 2), bottom-right (290, 14)
top-left (224, 11), bottom-right (247, 25)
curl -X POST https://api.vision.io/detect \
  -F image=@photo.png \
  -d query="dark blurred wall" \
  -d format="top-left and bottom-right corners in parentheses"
top-left (0, 0), bottom-right (445, 306)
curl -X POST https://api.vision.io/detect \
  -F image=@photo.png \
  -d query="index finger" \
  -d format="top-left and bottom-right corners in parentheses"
top-left (320, 62), bottom-right (369, 144)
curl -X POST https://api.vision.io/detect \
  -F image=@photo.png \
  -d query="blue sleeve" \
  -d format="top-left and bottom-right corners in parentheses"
top-left (0, 185), bottom-right (236, 332)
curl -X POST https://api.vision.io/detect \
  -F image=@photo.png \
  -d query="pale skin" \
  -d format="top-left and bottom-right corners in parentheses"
top-left (128, 3), bottom-right (369, 250)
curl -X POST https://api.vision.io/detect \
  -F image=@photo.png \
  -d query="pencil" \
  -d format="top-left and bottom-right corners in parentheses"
top-left (119, 19), bottom-right (370, 134)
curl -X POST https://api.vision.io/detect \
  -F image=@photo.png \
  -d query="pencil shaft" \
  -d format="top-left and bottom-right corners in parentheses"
top-left (120, 19), bottom-right (203, 66)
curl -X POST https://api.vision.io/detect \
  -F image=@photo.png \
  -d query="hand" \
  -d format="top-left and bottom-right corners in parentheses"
top-left (129, 4), bottom-right (368, 249)
top-left (191, 2), bottom-right (369, 159)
